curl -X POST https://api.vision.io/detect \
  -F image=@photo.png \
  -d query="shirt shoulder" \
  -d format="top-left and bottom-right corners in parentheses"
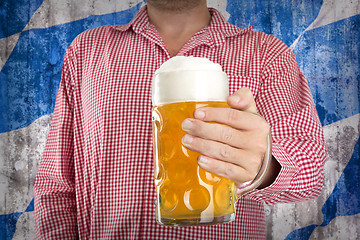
top-left (69, 5), bottom-right (147, 50)
top-left (210, 8), bottom-right (288, 50)
top-left (228, 27), bottom-right (293, 68)
top-left (68, 25), bottom-right (124, 51)
top-left (234, 27), bottom-right (289, 52)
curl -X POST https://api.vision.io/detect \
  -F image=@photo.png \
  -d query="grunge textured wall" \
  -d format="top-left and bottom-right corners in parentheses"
top-left (0, 0), bottom-right (359, 239)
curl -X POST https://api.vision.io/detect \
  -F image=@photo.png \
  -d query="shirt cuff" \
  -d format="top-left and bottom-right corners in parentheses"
top-left (243, 142), bottom-right (299, 205)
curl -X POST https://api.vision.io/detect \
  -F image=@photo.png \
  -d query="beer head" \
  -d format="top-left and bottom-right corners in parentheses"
top-left (152, 56), bottom-right (229, 106)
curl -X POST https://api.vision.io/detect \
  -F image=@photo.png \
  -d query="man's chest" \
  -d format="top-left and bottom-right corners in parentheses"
top-left (77, 42), bottom-right (263, 128)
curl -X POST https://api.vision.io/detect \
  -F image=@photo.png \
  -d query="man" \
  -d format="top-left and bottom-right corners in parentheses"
top-left (34, 0), bottom-right (327, 239)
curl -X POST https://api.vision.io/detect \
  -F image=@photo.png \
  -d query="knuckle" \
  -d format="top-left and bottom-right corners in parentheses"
top-left (224, 163), bottom-right (236, 178)
top-left (219, 145), bottom-right (231, 159)
top-left (256, 140), bottom-right (268, 154)
top-left (221, 126), bottom-right (233, 143)
top-left (254, 119), bottom-right (270, 152)
top-left (260, 119), bottom-right (270, 134)
top-left (226, 109), bottom-right (238, 125)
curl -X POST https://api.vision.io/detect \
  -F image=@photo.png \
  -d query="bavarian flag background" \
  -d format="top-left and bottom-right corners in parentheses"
top-left (0, 0), bottom-right (359, 239)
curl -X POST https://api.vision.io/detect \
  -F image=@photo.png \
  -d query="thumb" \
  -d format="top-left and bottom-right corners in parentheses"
top-left (227, 87), bottom-right (257, 114)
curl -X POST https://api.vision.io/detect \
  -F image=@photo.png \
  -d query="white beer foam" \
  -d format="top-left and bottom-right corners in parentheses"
top-left (152, 56), bottom-right (229, 105)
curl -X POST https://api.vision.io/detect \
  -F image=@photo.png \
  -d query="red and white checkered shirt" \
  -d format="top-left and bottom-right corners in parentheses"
top-left (34, 6), bottom-right (327, 240)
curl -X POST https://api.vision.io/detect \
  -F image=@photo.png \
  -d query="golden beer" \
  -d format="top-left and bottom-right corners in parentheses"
top-left (152, 56), bottom-right (235, 226)
top-left (152, 101), bottom-right (236, 226)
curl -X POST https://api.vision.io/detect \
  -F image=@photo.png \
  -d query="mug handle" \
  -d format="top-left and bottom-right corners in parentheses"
top-left (235, 133), bottom-right (272, 199)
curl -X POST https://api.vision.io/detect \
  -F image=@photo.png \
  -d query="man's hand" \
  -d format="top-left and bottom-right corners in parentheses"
top-left (181, 88), bottom-right (279, 191)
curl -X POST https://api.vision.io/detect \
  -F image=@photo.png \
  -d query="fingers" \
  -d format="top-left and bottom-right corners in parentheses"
top-left (181, 118), bottom-right (267, 151)
top-left (193, 107), bottom-right (269, 132)
top-left (181, 117), bottom-right (267, 181)
top-left (182, 134), bottom-right (261, 183)
top-left (197, 156), bottom-right (255, 184)
top-left (192, 88), bottom-right (269, 136)
top-left (182, 134), bottom-right (244, 166)
top-left (179, 87), bottom-right (270, 186)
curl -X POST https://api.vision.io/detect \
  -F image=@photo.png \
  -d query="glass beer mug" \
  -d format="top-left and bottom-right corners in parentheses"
top-left (152, 56), bottom-right (239, 226)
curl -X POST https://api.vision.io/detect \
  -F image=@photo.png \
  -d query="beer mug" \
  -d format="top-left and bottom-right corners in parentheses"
top-left (152, 56), bottom-right (239, 226)
top-left (152, 56), bottom-right (271, 226)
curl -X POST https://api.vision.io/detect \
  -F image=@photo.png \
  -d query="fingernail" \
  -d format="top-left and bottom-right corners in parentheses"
top-left (182, 119), bottom-right (193, 131)
top-left (198, 155), bottom-right (208, 164)
top-left (182, 134), bottom-right (193, 146)
top-left (194, 109), bottom-right (205, 119)
top-left (231, 94), bottom-right (241, 104)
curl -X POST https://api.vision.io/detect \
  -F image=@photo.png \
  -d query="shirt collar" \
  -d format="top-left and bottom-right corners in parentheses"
top-left (111, 6), bottom-right (253, 47)
top-left (111, 6), bottom-right (149, 33)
